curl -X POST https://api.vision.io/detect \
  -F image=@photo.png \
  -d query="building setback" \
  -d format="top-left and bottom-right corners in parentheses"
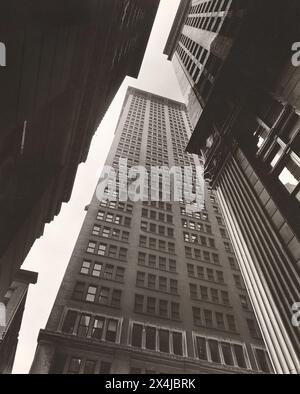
top-left (0, 269), bottom-right (38, 374)
top-left (164, 0), bottom-right (300, 373)
top-left (30, 87), bottom-right (271, 374)
top-left (0, 0), bottom-right (160, 301)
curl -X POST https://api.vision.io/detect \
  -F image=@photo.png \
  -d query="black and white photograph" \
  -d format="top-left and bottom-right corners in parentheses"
top-left (0, 0), bottom-right (299, 380)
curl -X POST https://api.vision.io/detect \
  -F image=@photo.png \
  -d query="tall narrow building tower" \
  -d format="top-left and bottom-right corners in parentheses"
top-left (30, 88), bottom-right (271, 374)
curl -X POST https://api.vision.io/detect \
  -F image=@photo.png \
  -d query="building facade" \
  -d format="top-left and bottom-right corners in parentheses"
top-left (0, 0), bottom-right (160, 301)
top-left (30, 87), bottom-right (271, 374)
top-left (164, 0), bottom-right (300, 374)
top-left (0, 269), bottom-right (38, 374)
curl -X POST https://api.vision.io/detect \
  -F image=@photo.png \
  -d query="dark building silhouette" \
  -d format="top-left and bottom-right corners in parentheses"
top-left (0, 0), bottom-right (160, 301)
top-left (0, 269), bottom-right (38, 374)
top-left (30, 87), bottom-right (271, 374)
top-left (164, 0), bottom-right (300, 373)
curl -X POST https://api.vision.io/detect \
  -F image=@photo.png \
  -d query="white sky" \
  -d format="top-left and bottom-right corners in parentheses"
top-left (13, 0), bottom-right (182, 374)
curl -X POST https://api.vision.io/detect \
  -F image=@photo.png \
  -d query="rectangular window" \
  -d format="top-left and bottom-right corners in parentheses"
top-left (68, 357), bottom-right (82, 374)
top-left (159, 300), bottom-right (168, 318)
top-left (87, 241), bottom-right (96, 254)
top-left (204, 310), bottom-right (213, 327)
top-left (106, 319), bottom-right (118, 342)
top-left (62, 310), bottom-right (77, 334)
top-left (227, 315), bottom-right (237, 332)
top-left (171, 302), bottom-right (180, 320)
top-left (80, 260), bottom-right (91, 275)
top-left (172, 332), bottom-right (183, 356)
top-left (208, 339), bottom-right (221, 363)
top-left (92, 317), bottom-right (105, 340)
top-left (77, 314), bottom-right (90, 337)
top-left (73, 282), bottom-right (85, 301)
top-left (147, 297), bottom-right (156, 314)
top-left (134, 294), bottom-right (144, 313)
top-left (145, 326), bottom-right (156, 350)
top-left (221, 342), bottom-right (234, 366)
top-left (108, 245), bottom-right (117, 258)
top-left (132, 323), bottom-right (143, 348)
top-left (86, 286), bottom-right (97, 302)
top-left (111, 289), bottom-right (122, 308)
top-left (119, 248), bottom-right (127, 260)
top-left (115, 267), bottom-right (125, 282)
top-left (92, 263), bottom-right (102, 277)
top-left (84, 360), bottom-right (96, 374)
top-left (159, 330), bottom-right (170, 353)
top-left (103, 265), bottom-right (114, 280)
top-left (196, 337), bottom-right (207, 360)
top-left (98, 287), bottom-right (109, 305)
top-left (98, 243), bottom-right (106, 256)
top-left (233, 344), bottom-right (247, 369)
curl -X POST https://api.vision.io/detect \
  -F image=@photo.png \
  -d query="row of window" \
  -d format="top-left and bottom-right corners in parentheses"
top-left (130, 322), bottom-right (186, 356)
top-left (183, 231), bottom-right (216, 248)
top-left (73, 282), bottom-right (122, 308)
top-left (185, 246), bottom-right (220, 264)
top-left (141, 208), bottom-right (173, 223)
top-left (182, 218), bottom-right (212, 234)
top-left (139, 235), bottom-right (176, 254)
top-left (136, 271), bottom-right (178, 295)
top-left (51, 354), bottom-right (111, 374)
top-left (97, 211), bottom-right (131, 227)
top-left (192, 307), bottom-right (237, 332)
top-left (138, 252), bottom-right (177, 273)
top-left (92, 225), bottom-right (130, 242)
top-left (190, 284), bottom-right (230, 306)
top-left (189, 0), bottom-right (231, 15)
top-left (180, 207), bottom-right (209, 221)
top-left (141, 221), bottom-right (174, 238)
top-left (61, 310), bottom-right (121, 343)
top-left (134, 294), bottom-right (180, 321)
top-left (60, 311), bottom-right (270, 372)
top-left (87, 241), bottom-right (127, 260)
top-left (80, 260), bottom-right (125, 282)
top-left (142, 200), bottom-right (172, 212)
top-left (187, 263), bottom-right (225, 284)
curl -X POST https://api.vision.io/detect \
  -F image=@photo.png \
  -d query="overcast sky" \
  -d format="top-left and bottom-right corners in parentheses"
top-left (13, 0), bottom-right (182, 374)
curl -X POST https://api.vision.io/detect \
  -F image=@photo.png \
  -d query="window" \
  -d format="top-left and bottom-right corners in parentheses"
top-left (108, 245), bottom-right (117, 258)
top-left (233, 344), bottom-right (247, 369)
top-left (111, 289), bottom-right (121, 308)
top-left (135, 295), bottom-right (144, 313)
top-left (99, 361), bottom-right (111, 374)
top-left (106, 213), bottom-right (113, 223)
top-left (84, 360), bottom-right (96, 374)
top-left (172, 332), bottom-right (183, 356)
top-left (200, 286), bottom-right (208, 301)
top-left (92, 225), bottom-right (100, 236)
top-left (80, 260), bottom-right (91, 275)
top-left (111, 229), bottom-right (120, 239)
top-left (171, 302), bottom-right (180, 320)
top-left (97, 211), bottom-right (105, 220)
top-left (103, 265), bottom-right (113, 280)
top-left (86, 286), bottom-right (97, 302)
top-left (221, 342), bottom-right (234, 366)
top-left (87, 241), bottom-right (96, 254)
top-left (227, 315), bottom-right (237, 332)
top-left (221, 291), bottom-right (230, 306)
top-left (147, 297), bottom-right (156, 314)
top-left (115, 267), bottom-right (125, 282)
top-left (98, 243), bottom-right (106, 256)
top-left (68, 357), bottom-right (82, 374)
top-left (73, 282), bottom-right (85, 301)
top-left (62, 310), bottom-right (77, 334)
top-left (169, 259), bottom-right (176, 272)
top-left (255, 348), bottom-right (272, 373)
top-left (204, 310), bottom-right (213, 327)
top-left (170, 279), bottom-right (178, 294)
top-left (106, 319), bottom-right (118, 342)
top-left (99, 287), bottom-right (109, 305)
top-left (208, 339), bottom-right (221, 363)
top-left (196, 337), bottom-right (207, 360)
top-left (190, 284), bottom-right (198, 299)
top-left (159, 300), bottom-right (168, 318)
top-left (146, 326), bottom-right (156, 350)
top-left (159, 330), bottom-right (170, 353)
top-left (92, 263), bottom-right (102, 277)
top-left (132, 323), bottom-right (143, 348)
top-left (119, 247), bottom-right (127, 260)
top-left (77, 314), bottom-right (90, 337)
top-left (159, 277), bottom-right (167, 292)
top-left (92, 317), bottom-right (105, 340)
top-left (247, 319), bottom-right (261, 339)
top-left (216, 313), bottom-right (225, 330)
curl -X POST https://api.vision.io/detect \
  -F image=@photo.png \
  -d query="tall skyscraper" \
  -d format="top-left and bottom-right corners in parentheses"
top-left (164, 0), bottom-right (300, 374)
top-left (0, 0), bottom-right (160, 302)
top-left (30, 87), bottom-right (271, 374)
